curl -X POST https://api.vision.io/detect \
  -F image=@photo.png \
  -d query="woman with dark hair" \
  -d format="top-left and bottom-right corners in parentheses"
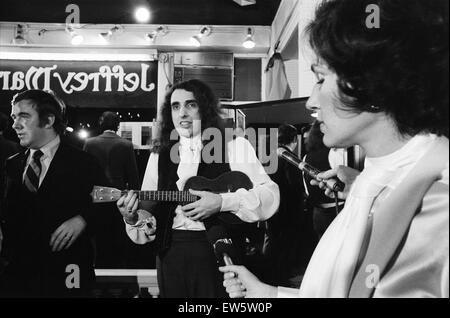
top-left (220, 0), bottom-right (448, 298)
top-left (116, 79), bottom-right (279, 297)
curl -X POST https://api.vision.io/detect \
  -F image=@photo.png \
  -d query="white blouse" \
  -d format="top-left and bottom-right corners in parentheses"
top-left (278, 134), bottom-right (449, 298)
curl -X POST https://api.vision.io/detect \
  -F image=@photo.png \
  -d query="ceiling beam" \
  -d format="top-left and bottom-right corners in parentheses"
top-left (0, 22), bottom-right (271, 54)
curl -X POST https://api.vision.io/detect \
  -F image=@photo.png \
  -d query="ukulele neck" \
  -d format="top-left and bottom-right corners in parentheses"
top-left (121, 190), bottom-right (197, 203)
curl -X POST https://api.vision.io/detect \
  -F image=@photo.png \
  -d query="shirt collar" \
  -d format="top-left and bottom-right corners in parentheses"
top-left (29, 135), bottom-right (60, 162)
top-left (365, 134), bottom-right (435, 170)
top-left (179, 134), bottom-right (203, 151)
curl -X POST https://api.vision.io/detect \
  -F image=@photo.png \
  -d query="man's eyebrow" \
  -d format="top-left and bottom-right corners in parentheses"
top-left (185, 99), bottom-right (197, 105)
top-left (15, 111), bottom-right (31, 117)
top-left (171, 101), bottom-right (180, 106)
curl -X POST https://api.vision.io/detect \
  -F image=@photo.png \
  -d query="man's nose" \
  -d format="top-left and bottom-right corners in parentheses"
top-left (12, 118), bottom-right (21, 130)
top-left (179, 105), bottom-right (188, 117)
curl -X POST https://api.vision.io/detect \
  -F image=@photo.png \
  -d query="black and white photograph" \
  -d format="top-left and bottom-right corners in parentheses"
top-left (0, 0), bottom-right (448, 305)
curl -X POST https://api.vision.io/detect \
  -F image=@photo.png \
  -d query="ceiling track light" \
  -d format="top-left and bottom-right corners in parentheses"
top-left (233, 0), bottom-right (256, 6)
top-left (190, 25), bottom-right (211, 47)
top-left (38, 26), bottom-right (84, 45)
top-left (145, 25), bottom-right (168, 44)
top-left (145, 32), bottom-right (157, 44)
top-left (99, 25), bottom-right (122, 42)
top-left (155, 25), bottom-right (169, 36)
top-left (12, 24), bottom-right (28, 45)
top-left (66, 26), bottom-right (84, 45)
top-left (242, 27), bottom-right (255, 49)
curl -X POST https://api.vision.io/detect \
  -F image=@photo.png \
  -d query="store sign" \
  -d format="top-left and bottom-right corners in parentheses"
top-left (0, 60), bottom-right (158, 109)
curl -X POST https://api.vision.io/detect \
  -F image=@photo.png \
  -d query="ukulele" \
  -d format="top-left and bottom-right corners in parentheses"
top-left (90, 170), bottom-right (253, 224)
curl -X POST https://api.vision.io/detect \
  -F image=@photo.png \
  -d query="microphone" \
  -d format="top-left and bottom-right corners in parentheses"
top-left (277, 148), bottom-right (345, 192)
top-left (213, 238), bottom-right (234, 266)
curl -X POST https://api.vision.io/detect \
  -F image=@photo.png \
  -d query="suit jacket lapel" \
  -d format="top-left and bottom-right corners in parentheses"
top-left (7, 150), bottom-right (28, 183)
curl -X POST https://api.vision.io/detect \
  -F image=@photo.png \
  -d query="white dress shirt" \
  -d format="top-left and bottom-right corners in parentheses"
top-left (23, 135), bottom-right (60, 187)
top-left (125, 135), bottom-right (280, 244)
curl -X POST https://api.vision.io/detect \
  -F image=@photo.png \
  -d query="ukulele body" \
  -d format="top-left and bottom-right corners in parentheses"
top-left (184, 171), bottom-right (253, 225)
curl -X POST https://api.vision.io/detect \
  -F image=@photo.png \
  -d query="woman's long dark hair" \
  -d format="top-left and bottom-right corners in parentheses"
top-left (306, 0), bottom-right (449, 137)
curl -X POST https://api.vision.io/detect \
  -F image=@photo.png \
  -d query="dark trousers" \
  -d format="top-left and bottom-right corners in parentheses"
top-left (156, 230), bottom-right (227, 298)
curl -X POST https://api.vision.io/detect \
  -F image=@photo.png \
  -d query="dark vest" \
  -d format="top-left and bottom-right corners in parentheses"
top-left (153, 137), bottom-right (235, 256)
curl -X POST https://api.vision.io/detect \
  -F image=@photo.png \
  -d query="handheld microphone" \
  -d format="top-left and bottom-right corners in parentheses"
top-left (213, 238), bottom-right (234, 266)
top-left (277, 148), bottom-right (345, 192)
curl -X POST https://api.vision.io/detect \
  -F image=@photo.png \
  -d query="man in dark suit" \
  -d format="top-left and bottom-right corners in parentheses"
top-left (83, 111), bottom-right (139, 190)
top-left (265, 124), bottom-right (317, 287)
top-left (83, 111), bottom-right (140, 268)
top-left (0, 113), bottom-right (21, 260)
top-left (0, 112), bottom-right (20, 164)
top-left (0, 90), bottom-right (103, 297)
top-left (303, 121), bottom-right (345, 239)
top-left (0, 113), bottom-right (21, 202)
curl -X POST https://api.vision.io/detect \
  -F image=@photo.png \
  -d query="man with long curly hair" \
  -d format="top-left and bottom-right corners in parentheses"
top-left (116, 79), bottom-right (280, 297)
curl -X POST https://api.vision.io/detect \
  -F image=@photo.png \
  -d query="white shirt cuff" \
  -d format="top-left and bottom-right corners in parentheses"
top-left (124, 218), bottom-right (141, 227)
top-left (220, 192), bottom-right (240, 212)
top-left (124, 210), bottom-right (156, 231)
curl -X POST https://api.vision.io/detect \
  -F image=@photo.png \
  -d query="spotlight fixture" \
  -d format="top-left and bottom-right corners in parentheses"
top-left (233, 0), bottom-right (256, 6)
top-left (99, 25), bottom-right (121, 42)
top-left (190, 35), bottom-right (201, 47)
top-left (190, 26), bottom-right (211, 47)
top-left (145, 32), bottom-right (156, 44)
top-left (145, 25), bottom-right (168, 44)
top-left (66, 26), bottom-right (83, 45)
top-left (12, 24), bottom-right (28, 45)
top-left (242, 27), bottom-right (255, 49)
top-left (38, 26), bottom-right (84, 46)
top-left (135, 7), bottom-right (151, 23)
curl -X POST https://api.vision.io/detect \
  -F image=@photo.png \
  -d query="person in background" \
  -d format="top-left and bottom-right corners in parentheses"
top-left (116, 79), bottom-right (280, 298)
top-left (83, 111), bottom-right (141, 268)
top-left (0, 90), bottom-right (103, 297)
top-left (0, 112), bottom-right (20, 167)
top-left (0, 112), bottom-right (21, 256)
top-left (220, 0), bottom-right (448, 298)
top-left (50, 94), bottom-right (84, 150)
top-left (303, 120), bottom-right (345, 238)
top-left (0, 113), bottom-right (21, 196)
top-left (263, 124), bottom-right (316, 287)
top-left (84, 111), bottom-right (139, 190)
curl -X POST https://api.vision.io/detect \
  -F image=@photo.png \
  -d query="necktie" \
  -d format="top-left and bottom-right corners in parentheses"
top-left (24, 150), bottom-right (44, 193)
